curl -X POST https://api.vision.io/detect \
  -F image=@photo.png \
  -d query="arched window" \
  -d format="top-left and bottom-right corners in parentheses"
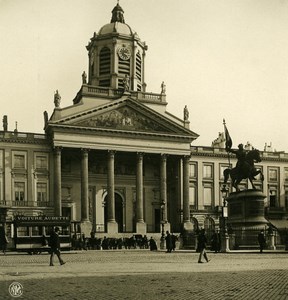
top-left (190, 216), bottom-right (199, 232)
top-left (204, 217), bottom-right (215, 241)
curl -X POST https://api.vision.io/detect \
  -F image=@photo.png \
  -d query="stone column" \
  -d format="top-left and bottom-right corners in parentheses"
top-left (81, 149), bottom-right (92, 236)
top-left (183, 155), bottom-right (193, 231)
top-left (136, 153), bottom-right (146, 234)
top-left (53, 147), bottom-right (62, 216)
top-left (160, 154), bottom-right (170, 233)
top-left (107, 150), bottom-right (118, 233)
top-left (81, 149), bottom-right (89, 221)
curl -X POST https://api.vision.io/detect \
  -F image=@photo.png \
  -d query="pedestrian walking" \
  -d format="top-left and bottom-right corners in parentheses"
top-left (0, 224), bottom-right (8, 255)
top-left (49, 227), bottom-right (66, 266)
top-left (258, 229), bottom-right (266, 253)
top-left (165, 231), bottom-right (172, 253)
top-left (198, 229), bottom-right (210, 263)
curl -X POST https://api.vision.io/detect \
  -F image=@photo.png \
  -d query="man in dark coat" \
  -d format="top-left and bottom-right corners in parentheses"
top-left (0, 225), bottom-right (8, 255)
top-left (165, 231), bottom-right (172, 253)
top-left (197, 229), bottom-right (210, 263)
top-left (49, 227), bottom-right (65, 266)
top-left (258, 229), bottom-right (266, 253)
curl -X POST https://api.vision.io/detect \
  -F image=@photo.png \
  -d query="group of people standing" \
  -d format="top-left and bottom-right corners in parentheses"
top-left (165, 231), bottom-right (178, 253)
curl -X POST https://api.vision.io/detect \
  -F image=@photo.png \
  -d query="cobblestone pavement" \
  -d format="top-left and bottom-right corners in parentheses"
top-left (0, 250), bottom-right (287, 299)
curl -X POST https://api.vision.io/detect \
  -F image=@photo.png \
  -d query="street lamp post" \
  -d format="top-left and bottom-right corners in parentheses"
top-left (220, 184), bottom-right (230, 252)
top-left (160, 200), bottom-right (165, 249)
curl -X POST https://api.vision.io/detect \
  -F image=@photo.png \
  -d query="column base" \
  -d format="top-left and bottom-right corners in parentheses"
top-left (107, 221), bottom-right (118, 234)
top-left (163, 222), bottom-right (171, 233)
top-left (182, 221), bottom-right (193, 231)
top-left (81, 221), bottom-right (92, 237)
top-left (136, 222), bottom-right (147, 235)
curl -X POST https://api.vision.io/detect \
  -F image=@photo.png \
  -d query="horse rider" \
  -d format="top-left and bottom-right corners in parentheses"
top-left (226, 143), bottom-right (247, 173)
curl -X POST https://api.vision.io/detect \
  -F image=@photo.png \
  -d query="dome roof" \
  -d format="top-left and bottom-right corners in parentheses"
top-left (98, 22), bottom-right (134, 36)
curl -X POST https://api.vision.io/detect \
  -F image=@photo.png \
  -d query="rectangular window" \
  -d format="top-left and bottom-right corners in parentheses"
top-left (15, 182), bottom-right (25, 201)
top-left (189, 164), bottom-right (196, 178)
top-left (203, 164), bottom-right (213, 179)
top-left (14, 155), bottom-right (25, 168)
top-left (269, 189), bottom-right (278, 207)
top-left (268, 168), bottom-right (278, 181)
top-left (203, 186), bottom-right (212, 206)
top-left (31, 226), bottom-right (43, 236)
top-left (285, 168), bottom-right (288, 181)
top-left (37, 183), bottom-right (47, 202)
top-left (17, 226), bottom-right (29, 237)
top-left (189, 186), bottom-right (196, 206)
top-left (285, 190), bottom-right (288, 210)
top-left (220, 165), bottom-right (229, 180)
top-left (36, 156), bottom-right (48, 169)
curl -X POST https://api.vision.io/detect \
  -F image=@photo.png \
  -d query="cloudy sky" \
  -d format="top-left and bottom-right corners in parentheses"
top-left (1, 0), bottom-right (288, 151)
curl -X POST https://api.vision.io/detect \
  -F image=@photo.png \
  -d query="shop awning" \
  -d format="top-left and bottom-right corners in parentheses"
top-left (268, 219), bottom-right (288, 231)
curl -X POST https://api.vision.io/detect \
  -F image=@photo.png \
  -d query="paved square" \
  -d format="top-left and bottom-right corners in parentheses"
top-left (0, 250), bottom-right (287, 299)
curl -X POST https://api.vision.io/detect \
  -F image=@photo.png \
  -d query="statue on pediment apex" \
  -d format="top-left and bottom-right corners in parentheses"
top-left (184, 105), bottom-right (189, 121)
top-left (54, 90), bottom-right (61, 108)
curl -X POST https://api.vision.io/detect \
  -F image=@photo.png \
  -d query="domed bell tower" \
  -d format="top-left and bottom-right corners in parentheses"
top-left (86, 3), bottom-right (148, 92)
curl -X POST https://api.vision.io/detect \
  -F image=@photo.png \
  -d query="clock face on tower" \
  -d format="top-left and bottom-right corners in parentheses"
top-left (117, 45), bottom-right (131, 60)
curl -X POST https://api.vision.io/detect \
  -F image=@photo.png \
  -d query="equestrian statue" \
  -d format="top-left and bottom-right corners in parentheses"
top-left (223, 120), bottom-right (264, 191)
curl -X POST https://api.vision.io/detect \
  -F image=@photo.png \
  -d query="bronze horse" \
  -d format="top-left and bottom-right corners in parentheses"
top-left (223, 149), bottom-right (264, 191)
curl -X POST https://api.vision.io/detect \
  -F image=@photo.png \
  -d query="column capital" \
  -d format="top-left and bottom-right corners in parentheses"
top-left (108, 150), bottom-right (116, 157)
top-left (183, 155), bottom-right (191, 162)
top-left (81, 148), bottom-right (90, 153)
top-left (137, 152), bottom-right (144, 161)
top-left (53, 146), bottom-right (62, 153)
top-left (161, 153), bottom-right (168, 161)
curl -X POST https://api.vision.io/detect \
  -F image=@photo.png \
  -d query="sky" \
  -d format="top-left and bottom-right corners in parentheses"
top-left (1, 0), bottom-right (288, 151)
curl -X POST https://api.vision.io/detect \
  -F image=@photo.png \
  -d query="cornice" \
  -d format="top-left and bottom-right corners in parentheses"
top-left (51, 123), bottom-right (194, 141)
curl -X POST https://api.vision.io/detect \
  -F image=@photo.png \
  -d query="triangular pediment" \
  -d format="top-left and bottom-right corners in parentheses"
top-left (74, 105), bottom-right (171, 133)
top-left (51, 98), bottom-right (198, 137)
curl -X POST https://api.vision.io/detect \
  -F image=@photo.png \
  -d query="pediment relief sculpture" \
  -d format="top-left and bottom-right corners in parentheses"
top-left (75, 107), bottom-right (168, 132)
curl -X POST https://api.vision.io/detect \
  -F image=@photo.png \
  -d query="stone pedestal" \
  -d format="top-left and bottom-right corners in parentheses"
top-left (227, 189), bottom-right (268, 227)
top-left (136, 222), bottom-right (147, 235)
top-left (227, 189), bottom-right (268, 249)
top-left (107, 221), bottom-right (118, 234)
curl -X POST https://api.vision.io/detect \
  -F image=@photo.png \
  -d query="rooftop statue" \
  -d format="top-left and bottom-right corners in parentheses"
top-left (223, 120), bottom-right (264, 191)
top-left (82, 71), bottom-right (87, 84)
top-left (54, 90), bottom-right (61, 108)
top-left (184, 105), bottom-right (189, 121)
top-left (161, 81), bottom-right (166, 94)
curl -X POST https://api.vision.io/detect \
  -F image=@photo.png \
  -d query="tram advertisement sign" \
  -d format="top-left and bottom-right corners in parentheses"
top-left (14, 216), bottom-right (70, 224)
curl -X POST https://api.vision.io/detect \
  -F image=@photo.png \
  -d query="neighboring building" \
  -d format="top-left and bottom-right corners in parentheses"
top-left (190, 144), bottom-right (288, 232)
top-left (0, 4), bottom-right (288, 245)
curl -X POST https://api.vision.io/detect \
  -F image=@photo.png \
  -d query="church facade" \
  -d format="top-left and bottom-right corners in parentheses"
top-left (1, 4), bottom-right (288, 243)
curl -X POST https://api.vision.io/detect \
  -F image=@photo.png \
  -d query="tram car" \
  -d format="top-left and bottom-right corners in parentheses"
top-left (13, 215), bottom-right (78, 254)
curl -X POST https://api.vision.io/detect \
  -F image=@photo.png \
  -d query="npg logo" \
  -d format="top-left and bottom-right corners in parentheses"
top-left (9, 282), bottom-right (23, 298)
